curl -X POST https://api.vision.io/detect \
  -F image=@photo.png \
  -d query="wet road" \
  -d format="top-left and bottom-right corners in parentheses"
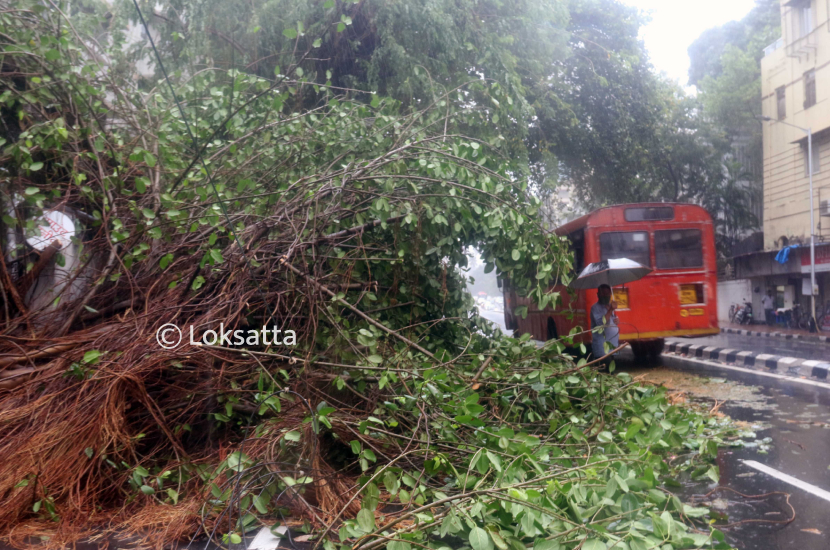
top-left (626, 352), bottom-right (830, 549)
top-left (683, 332), bottom-right (829, 361)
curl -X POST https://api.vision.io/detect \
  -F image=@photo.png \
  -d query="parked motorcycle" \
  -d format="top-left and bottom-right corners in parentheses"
top-left (789, 303), bottom-right (810, 330)
top-left (734, 300), bottom-right (753, 325)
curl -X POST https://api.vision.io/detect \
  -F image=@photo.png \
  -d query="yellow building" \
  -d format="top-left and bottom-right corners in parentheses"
top-left (751, 0), bottom-right (830, 323)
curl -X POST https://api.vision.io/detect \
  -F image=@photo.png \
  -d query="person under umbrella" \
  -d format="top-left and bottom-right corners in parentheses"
top-left (570, 258), bottom-right (652, 361)
top-left (591, 284), bottom-right (619, 360)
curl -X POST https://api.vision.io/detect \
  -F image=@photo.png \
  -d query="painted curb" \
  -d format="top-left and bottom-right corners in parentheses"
top-left (720, 326), bottom-right (830, 343)
top-left (665, 339), bottom-right (830, 381)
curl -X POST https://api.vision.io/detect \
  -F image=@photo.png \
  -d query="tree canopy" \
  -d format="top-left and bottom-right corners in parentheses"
top-left (687, 0), bottom-right (781, 248)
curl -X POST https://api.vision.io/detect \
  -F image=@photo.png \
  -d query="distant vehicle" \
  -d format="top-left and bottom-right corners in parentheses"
top-left (733, 301), bottom-right (753, 325)
top-left (500, 203), bottom-right (719, 361)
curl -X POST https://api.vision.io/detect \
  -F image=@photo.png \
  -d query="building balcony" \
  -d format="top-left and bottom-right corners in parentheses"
top-left (764, 37), bottom-right (783, 57)
top-left (786, 31), bottom-right (817, 59)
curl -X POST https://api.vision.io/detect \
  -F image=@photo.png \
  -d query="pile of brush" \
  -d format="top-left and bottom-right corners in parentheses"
top-left (0, 2), bottom-right (568, 547)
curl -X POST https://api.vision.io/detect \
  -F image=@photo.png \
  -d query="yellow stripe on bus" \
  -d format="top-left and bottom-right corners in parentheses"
top-left (619, 328), bottom-right (719, 340)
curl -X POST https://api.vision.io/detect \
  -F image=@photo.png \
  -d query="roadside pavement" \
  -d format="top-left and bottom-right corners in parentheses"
top-left (720, 321), bottom-right (830, 343)
top-left (665, 325), bottom-right (830, 381)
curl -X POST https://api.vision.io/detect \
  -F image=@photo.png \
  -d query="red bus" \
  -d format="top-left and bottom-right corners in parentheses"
top-left (502, 203), bottom-right (719, 360)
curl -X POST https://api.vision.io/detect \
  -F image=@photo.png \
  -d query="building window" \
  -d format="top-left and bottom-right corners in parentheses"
top-left (804, 70), bottom-right (816, 108)
top-left (798, 3), bottom-right (813, 38)
top-left (804, 139), bottom-right (820, 176)
top-left (777, 86), bottom-right (786, 119)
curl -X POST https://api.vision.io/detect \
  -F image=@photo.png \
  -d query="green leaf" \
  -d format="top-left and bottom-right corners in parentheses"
top-left (142, 208), bottom-right (155, 219)
top-left (284, 430), bottom-right (302, 441)
top-left (363, 482), bottom-right (380, 511)
top-left (140, 485), bottom-right (155, 495)
top-left (624, 417), bottom-right (644, 440)
top-left (84, 447), bottom-right (94, 459)
top-left (44, 49), bottom-right (60, 62)
top-left (29, 162), bottom-right (43, 171)
top-left (135, 177), bottom-right (149, 193)
top-left (312, 38), bottom-right (322, 48)
top-left (388, 542), bottom-right (411, 550)
top-left (159, 253), bottom-right (174, 270)
top-left (683, 504), bottom-right (709, 518)
top-left (370, 95), bottom-right (380, 108)
top-left (485, 451), bottom-right (502, 472)
top-left (191, 275), bottom-right (205, 291)
top-left (620, 493), bottom-right (639, 513)
top-left (209, 249), bottom-right (224, 264)
top-left (534, 540), bottom-right (560, 550)
top-left (368, 354), bottom-right (383, 364)
top-left (511, 249), bottom-right (520, 261)
top-left (25, 187), bottom-right (39, 195)
top-left (337, 22), bottom-right (346, 32)
top-left (283, 28), bottom-right (297, 39)
top-left (383, 471), bottom-right (399, 494)
top-left (469, 527), bottom-right (493, 550)
top-left (356, 508), bottom-right (375, 532)
top-left (82, 350), bottom-right (102, 364)
top-left (143, 151), bottom-right (156, 167)
top-left (253, 494), bottom-right (269, 514)
top-left (614, 474), bottom-right (629, 493)
top-left (581, 540), bottom-right (606, 550)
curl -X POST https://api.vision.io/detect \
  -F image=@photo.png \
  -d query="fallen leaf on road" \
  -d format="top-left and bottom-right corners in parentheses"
top-left (801, 528), bottom-right (822, 535)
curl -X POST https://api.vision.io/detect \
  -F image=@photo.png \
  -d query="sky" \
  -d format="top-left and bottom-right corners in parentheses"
top-left (624, 0), bottom-right (758, 87)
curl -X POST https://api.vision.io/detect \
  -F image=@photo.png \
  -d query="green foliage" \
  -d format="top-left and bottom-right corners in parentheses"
top-left (206, 345), bottom-right (742, 550)
top-left (688, 0), bottom-right (780, 88)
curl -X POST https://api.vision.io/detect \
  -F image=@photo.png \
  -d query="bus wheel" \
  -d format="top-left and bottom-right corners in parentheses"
top-left (647, 339), bottom-right (665, 360)
top-left (630, 341), bottom-right (649, 362)
top-left (631, 340), bottom-right (664, 364)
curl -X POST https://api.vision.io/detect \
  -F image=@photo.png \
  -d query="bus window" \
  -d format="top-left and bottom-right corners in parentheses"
top-left (600, 231), bottom-right (650, 267)
top-left (568, 229), bottom-right (585, 272)
top-left (655, 229), bottom-right (703, 269)
top-left (625, 206), bottom-right (674, 222)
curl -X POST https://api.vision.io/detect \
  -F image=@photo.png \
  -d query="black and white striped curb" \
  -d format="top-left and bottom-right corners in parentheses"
top-left (665, 339), bottom-right (830, 380)
top-left (721, 326), bottom-right (829, 343)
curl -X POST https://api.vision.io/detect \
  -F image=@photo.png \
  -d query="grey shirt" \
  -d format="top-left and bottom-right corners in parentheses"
top-left (591, 302), bottom-right (619, 358)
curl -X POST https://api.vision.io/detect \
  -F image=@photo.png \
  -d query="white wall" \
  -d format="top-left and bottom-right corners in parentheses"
top-left (717, 279), bottom-right (753, 323)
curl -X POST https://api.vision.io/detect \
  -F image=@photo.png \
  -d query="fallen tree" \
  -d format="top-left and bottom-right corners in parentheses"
top-left (0, 2), bottom-right (743, 549)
